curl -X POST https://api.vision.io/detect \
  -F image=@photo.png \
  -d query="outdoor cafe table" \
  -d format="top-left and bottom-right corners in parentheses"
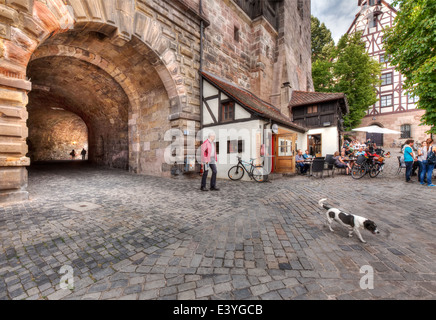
top-left (342, 157), bottom-right (357, 167)
top-left (303, 158), bottom-right (314, 176)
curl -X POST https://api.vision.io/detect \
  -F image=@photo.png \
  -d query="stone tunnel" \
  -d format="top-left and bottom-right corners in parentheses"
top-left (0, 0), bottom-right (204, 203)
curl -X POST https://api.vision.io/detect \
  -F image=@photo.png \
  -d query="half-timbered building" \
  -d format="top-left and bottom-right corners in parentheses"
top-left (347, 0), bottom-right (431, 146)
top-left (201, 72), bottom-right (308, 178)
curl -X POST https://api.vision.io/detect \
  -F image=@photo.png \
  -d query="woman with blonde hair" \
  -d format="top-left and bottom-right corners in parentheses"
top-left (333, 151), bottom-right (352, 175)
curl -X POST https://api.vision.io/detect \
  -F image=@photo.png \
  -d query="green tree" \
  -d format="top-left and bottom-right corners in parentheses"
top-left (333, 33), bottom-right (381, 130)
top-left (311, 16), bottom-right (334, 62)
top-left (312, 33), bottom-right (381, 130)
top-left (312, 59), bottom-right (334, 92)
top-left (384, 0), bottom-right (436, 133)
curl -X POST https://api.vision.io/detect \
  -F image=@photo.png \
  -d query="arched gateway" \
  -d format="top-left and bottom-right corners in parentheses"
top-left (0, 0), bottom-right (204, 202)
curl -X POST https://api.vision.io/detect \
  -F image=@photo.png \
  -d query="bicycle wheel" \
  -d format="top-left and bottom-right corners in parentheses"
top-left (228, 165), bottom-right (245, 181)
top-left (252, 166), bottom-right (266, 182)
top-left (351, 164), bottom-right (367, 179)
top-left (369, 163), bottom-right (380, 178)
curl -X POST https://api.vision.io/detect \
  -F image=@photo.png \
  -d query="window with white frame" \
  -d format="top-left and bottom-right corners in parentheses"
top-left (408, 94), bottom-right (419, 104)
top-left (380, 95), bottom-right (392, 107)
top-left (381, 73), bottom-right (393, 86)
top-left (380, 54), bottom-right (390, 63)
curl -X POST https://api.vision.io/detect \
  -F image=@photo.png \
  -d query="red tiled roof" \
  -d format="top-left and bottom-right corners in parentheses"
top-left (201, 71), bottom-right (307, 133)
top-left (288, 90), bottom-right (349, 114)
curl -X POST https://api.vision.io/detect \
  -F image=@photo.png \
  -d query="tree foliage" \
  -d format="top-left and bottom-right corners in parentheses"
top-left (311, 16), bottom-right (334, 62)
top-left (312, 32), bottom-right (381, 130)
top-left (384, 0), bottom-right (436, 133)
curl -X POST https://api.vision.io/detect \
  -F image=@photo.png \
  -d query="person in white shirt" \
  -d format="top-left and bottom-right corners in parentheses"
top-left (417, 140), bottom-right (427, 184)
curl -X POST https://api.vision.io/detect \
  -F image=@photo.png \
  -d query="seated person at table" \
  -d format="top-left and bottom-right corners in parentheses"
top-left (333, 151), bottom-right (351, 175)
top-left (355, 147), bottom-right (365, 156)
top-left (296, 150), bottom-right (310, 174)
top-left (341, 149), bottom-right (348, 158)
top-left (303, 150), bottom-right (312, 159)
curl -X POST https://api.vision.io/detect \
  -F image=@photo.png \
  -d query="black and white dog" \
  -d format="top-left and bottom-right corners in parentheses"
top-left (318, 199), bottom-right (380, 243)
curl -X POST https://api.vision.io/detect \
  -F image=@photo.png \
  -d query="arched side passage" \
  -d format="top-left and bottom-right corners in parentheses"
top-left (0, 0), bottom-right (203, 202)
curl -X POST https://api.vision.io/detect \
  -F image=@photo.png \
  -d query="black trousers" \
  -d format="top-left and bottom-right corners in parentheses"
top-left (201, 164), bottom-right (217, 188)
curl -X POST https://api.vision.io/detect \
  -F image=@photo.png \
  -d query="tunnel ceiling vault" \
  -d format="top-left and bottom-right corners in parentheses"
top-left (27, 90), bottom-right (92, 127)
top-left (27, 56), bottom-right (129, 129)
top-left (31, 30), bottom-right (167, 102)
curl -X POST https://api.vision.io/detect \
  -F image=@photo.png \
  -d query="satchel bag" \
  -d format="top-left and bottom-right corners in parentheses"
top-left (428, 147), bottom-right (436, 165)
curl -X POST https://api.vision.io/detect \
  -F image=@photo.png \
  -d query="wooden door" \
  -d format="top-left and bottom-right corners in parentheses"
top-left (274, 133), bottom-right (297, 173)
top-left (366, 132), bottom-right (384, 147)
top-left (308, 134), bottom-right (322, 157)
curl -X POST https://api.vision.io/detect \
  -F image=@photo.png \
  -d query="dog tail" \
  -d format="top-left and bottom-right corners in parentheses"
top-left (318, 198), bottom-right (332, 211)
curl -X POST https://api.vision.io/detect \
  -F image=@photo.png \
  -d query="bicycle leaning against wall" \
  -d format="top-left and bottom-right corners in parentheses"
top-left (228, 156), bottom-right (267, 182)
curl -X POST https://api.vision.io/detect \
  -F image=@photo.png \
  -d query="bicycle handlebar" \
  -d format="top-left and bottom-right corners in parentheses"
top-left (237, 156), bottom-right (257, 162)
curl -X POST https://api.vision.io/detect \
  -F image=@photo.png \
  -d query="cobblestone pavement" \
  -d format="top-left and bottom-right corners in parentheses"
top-left (0, 150), bottom-right (435, 300)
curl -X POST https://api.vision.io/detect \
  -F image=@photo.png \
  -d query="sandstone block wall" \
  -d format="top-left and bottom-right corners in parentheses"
top-left (356, 110), bottom-right (432, 147)
top-left (0, 79), bottom-right (30, 202)
top-left (0, 0), bottom-right (314, 203)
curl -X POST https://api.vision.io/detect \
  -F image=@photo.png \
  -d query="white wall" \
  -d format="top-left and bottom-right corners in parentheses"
top-left (202, 80), bottom-right (252, 125)
top-left (202, 120), bottom-right (264, 181)
top-left (303, 127), bottom-right (339, 157)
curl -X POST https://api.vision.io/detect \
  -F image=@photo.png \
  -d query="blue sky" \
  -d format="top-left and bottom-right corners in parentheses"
top-left (311, 0), bottom-right (396, 43)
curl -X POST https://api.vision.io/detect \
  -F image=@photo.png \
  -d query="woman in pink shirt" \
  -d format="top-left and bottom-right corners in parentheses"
top-left (201, 132), bottom-right (219, 191)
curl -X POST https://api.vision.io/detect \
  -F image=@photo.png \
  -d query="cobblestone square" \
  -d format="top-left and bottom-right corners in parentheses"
top-left (0, 152), bottom-right (435, 300)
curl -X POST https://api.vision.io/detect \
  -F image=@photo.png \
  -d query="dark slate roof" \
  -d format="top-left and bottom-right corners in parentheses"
top-left (288, 90), bottom-right (350, 114)
top-left (201, 71), bottom-right (307, 133)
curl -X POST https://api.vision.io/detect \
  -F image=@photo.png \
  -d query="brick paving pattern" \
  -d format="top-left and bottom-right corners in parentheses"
top-left (0, 150), bottom-right (435, 300)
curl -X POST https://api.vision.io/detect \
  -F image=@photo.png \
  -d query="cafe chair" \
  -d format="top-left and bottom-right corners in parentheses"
top-left (311, 158), bottom-right (325, 179)
top-left (323, 154), bottom-right (335, 177)
top-left (397, 156), bottom-right (406, 175)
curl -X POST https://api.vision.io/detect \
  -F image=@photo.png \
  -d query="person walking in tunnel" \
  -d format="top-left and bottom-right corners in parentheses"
top-left (81, 148), bottom-right (87, 160)
top-left (70, 149), bottom-right (76, 160)
top-left (201, 132), bottom-right (219, 192)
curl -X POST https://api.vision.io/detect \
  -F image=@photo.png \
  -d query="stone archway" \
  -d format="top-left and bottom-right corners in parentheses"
top-left (0, 0), bottom-right (203, 202)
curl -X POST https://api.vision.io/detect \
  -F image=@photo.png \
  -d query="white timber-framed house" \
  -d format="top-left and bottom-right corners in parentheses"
top-left (347, 0), bottom-right (431, 146)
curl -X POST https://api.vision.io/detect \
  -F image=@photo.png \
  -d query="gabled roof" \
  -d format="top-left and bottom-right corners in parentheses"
top-left (201, 71), bottom-right (307, 133)
top-left (288, 91), bottom-right (349, 114)
top-left (348, 0), bottom-right (397, 35)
